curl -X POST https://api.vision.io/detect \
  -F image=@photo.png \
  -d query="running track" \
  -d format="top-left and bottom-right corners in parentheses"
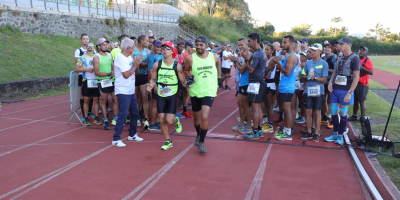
top-left (370, 69), bottom-right (400, 90)
top-left (0, 71), bottom-right (396, 199)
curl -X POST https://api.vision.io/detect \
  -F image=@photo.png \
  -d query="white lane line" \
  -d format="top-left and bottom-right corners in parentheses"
top-left (244, 144), bottom-right (273, 200)
top-left (0, 126), bottom-right (85, 157)
top-left (216, 86), bottom-right (236, 97)
top-left (208, 108), bottom-right (239, 134)
top-left (0, 113), bottom-right (70, 132)
top-left (1, 117), bottom-right (81, 125)
top-left (2, 101), bottom-right (69, 115)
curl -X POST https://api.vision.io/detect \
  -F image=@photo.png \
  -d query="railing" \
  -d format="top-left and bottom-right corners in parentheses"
top-left (1, 0), bottom-right (179, 23)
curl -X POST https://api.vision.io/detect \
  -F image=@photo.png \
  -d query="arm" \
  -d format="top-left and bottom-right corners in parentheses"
top-left (93, 56), bottom-right (108, 77)
top-left (122, 54), bottom-right (142, 79)
top-left (361, 60), bottom-right (373, 75)
top-left (185, 55), bottom-right (193, 77)
top-left (147, 61), bottom-right (158, 92)
top-left (110, 54), bottom-right (115, 77)
top-left (214, 53), bottom-right (221, 77)
top-left (177, 64), bottom-right (187, 87)
top-left (265, 60), bottom-right (275, 75)
top-left (278, 54), bottom-right (296, 76)
top-left (236, 59), bottom-right (247, 74)
top-left (75, 62), bottom-right (92, 73)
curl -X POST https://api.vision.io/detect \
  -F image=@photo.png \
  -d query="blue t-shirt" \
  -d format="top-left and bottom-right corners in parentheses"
top-left (249, 48), bottom-right (266, 83)
top-left (279, 52), bottom-right (297, 94)
top-left (238, 56), bottom-right (249, 86)
top-left (323, 54), bottom-right (337, 83)
top-left (211, 49), bottom-right (215, 53)
top-left (134, 47), bottom-right (148, 75)
top-left (148, 51), bottom-right (163, 70)
top-left (301, 59), bottom-right (329, 95)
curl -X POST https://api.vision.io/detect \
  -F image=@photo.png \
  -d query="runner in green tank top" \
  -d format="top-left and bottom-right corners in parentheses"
top-left (147, 42), bottom-right (187, 150)
top-left (185, 36), bottom-right (221, 153)
top-left (93, 38), bottom-right (119, 130)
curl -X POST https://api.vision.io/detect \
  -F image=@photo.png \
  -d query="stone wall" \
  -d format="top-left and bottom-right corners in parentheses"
top-left (0, 76), bottom-right (69, 98)
top-left (0, 3), bottom-right (179, 40)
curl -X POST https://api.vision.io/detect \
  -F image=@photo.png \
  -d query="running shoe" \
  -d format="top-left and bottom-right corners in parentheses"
top-left (277, 121), bottom-right (285, 126)
top-left (327, 124), bottom-right (334, 129)
top-left (295, 117), bottom-right (306, 124)
top-left (84, 118), bottom-right (92, 126)
top-left (181, 111), bottom-right (193, 118)
top-left (273, 106), bottom-right (280, 112)
top-left (300, 122), bottom-right (307, 127)
top-left (243, 132), bottom-right (260, 140)
top-left (198, 142), bottom-right (207, 153)
top-left (262, 117), bottom-right (269, 125)
top-left (93, 117), bottom-right (102, 125)
top-left (229, 76), bottom-right (232, 79)
top-left (240, 126), bottom-right (253, 134)
top-left (81, 116), bottom-right (85, 123)
top-left (219, 85), bottom-right (225, 89)
top-left (321, 120), bottom-right (330, 126)
top-left (112, 140), bottom-right (126, 147)
top-left (161, 140), bottom-right (173, 150)
top-left (258, 130), bottom-right (264, 138)
top-left (348, 115), bottom-right (358, 122)
top-left (99, 109), bottom-right (102, 114)
top-left (324, 133), bottom-right (339, 142)
top-left (143, 120), bottom-right (150, 129)
top-left (225, 85), bottom-right (231, 90)
top-left (262, 124), bottom-right (274, 133)
top-left (275, 131), bottom-right (284, 139)
top-left (148, 124), bottom-right (161, 131)
top-left (154, 121), bottom-right (160, 128)
top-left (174, 117), bottom-right (182, 133)
top-left (88, 112), bottom-right (95, 119)
top-left (178, 104), bottom-right (184, 109)
top-left (232, 123), bottom-right (243, 131)
top-left (103, 121), bottom-right (110, 130)
top-left (137, 119), bottom-right (141, 126)
top-left (107, 107), bottom-right (112, 112)
top-left (175, 113), bottom-right (186, 119)
top-left (312, 131), bottom-right (321, 142)
top-left (300, 132), bottom-right (313, 140)
top-left (128, 134), bottom-right (144, 141)
top-left (235, 91), bottom-right (239, 97)
top-left (335, 135), bottom-right (344, 145)
top-left (126, 116), bottom-right (131, 124)
top-left (194, 135), bottom-right (200, 146)
top-left (111, 116), bottom-right (118, 126)
top-left (276, 133), bottom-right (292, 141)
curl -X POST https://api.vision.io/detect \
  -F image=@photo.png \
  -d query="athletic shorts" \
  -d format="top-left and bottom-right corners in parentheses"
top-left (324, 84), bottom-right (329, 93)
top-left (78, 75), bottom-right (83, 87)
top-left (355, 82), bottom-right (369, 101)
top-left (98, 82), bottom-right (115, 94)
top-left (191, 96), bottom-right (215, 112)
top-left (248, 82), bottom-right (267, 103)
top-left (221, 68), bottom-right (231, 74)
top-left (278, 92), bottom-right (294, 103)
top-left (239, 85), bottom-right (248, 95)
top-left (157, 94), bottom-right (177, 114)
top-left (265, 86), bottom-right (275, 95)
top-left (178, 79), bottom-right (184, 89)
top-left (135, 74), bottom-right (148, 87)
top-left (152, 88), bottom-right (158, 100)
top-left (304, 94), bottom-right (323, 110)
top-left (274, 70), bottom-right (280, 85)
top-left (81, 80), bottom-right (100, 97)
top-left (330, 89), bottom-right (354, 105)
top-left (297, 90), bottom-right (304, 98)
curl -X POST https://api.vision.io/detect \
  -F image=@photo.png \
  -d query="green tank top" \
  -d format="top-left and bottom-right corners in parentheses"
top-left (97, 53), bottom-right (113, 81)
top-left (157, 60), bottom-right (178, 97)
top-left (189, 52), bottom-right (218, 97)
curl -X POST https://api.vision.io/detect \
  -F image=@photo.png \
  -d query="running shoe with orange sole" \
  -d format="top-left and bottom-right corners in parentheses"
top-left (327, 124), bottom-right (334, 129)
top-left (321, 120), bottom-right (330, 126)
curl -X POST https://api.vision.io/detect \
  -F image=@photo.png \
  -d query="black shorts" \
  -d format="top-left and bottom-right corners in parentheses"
top-left (178, 79), bottom-right (184, 89)
top-left (81, 80), bottom-right (100, 97)
top-left (304, 94), bottom-right (323, 110)
top-left (355, 82), bottom-right (369, 101)
top-left (135, 74), bottom-right (148, 87)
top-left (324, 84), bottom-right (329, 93)
top-left (248, 82), bottom-right (267, 103)
top-left (222, 68), bottom-right (231, 74)
top-left (152, 88), bottom-right (158, 100)
top-left (239, 85), bottom-right (248, 95)
top-left (278, 93), bottom-right (294, 103)
top-left (78, 75), bottom-right (83, 87)
top-left (265, 86), bottom-right (275, 95)
top-left (191, 96), bottom-right (215, 112)
top-left (98, 82), bottom-right (115, 94)
top-left (274, 70), bottom-right (280, 85)
top-left (157, 94), bottom-right (177, 114)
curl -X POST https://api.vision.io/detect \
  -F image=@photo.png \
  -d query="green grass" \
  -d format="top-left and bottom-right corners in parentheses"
top-left (368, 79), bottom-right (387, 90)
top-left (369, 56), bottom-right (400, 76)
top-left (0, 86), bottom-right (70, 104)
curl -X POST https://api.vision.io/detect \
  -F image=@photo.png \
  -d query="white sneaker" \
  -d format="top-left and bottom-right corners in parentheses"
top-left (112, 140), bottom-right (126, 147)
top-left (99, 109), bottom-right (103, 114)
top-left (128, 134), bottom-right (143, 141)
top-left (273, 106), bottom-right (279, 112)
top-left (262, 117), bottom-right (269, 124)
top-left (107, 108), bottom-right (112, 112)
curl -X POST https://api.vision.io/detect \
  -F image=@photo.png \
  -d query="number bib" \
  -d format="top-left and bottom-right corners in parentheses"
top-left (87, 79), bottom-right (98, 88)
top-left (295, 81), bottom-right (300, 90)
top-left (247, 82), bottom-right (260, 94)
top-left (159, 85), bottom-right (172, 96)
top-left (100, 79), bottom-right (112, 88)
top-left (335, 76), bottom-right (347, 86)
top-left (307, 85), bottom-right (320, 97)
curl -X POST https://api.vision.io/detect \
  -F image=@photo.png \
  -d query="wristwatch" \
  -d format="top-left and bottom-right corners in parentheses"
top-left (348, 90), bottom-right (354, 94)
top-left (107, 72), bottom-right (111, 76)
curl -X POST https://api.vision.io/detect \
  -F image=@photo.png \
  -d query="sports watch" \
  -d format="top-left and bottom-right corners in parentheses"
top-left (348, 90), bottom-right (354, 94)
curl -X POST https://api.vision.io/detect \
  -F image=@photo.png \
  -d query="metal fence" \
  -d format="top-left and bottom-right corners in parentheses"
top-left (1, 0), bottom-right (179, 23)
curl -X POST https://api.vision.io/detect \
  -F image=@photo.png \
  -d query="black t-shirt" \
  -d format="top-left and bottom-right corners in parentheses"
top-left (333, 53), bottom-right (360, 91)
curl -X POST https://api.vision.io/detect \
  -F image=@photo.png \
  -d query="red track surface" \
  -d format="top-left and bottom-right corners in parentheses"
top-left (370, 68), bottom-right (400, 89)
top-left (0, 70), bottom-right (395, 199)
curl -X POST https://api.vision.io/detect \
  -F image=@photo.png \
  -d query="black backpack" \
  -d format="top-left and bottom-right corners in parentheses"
top-left (156, 60), bottom-right (179, 87)
top-left (360, 58), bottom-right (369, 77)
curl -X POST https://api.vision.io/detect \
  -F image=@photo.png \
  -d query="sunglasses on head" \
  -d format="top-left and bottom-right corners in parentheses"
top-left (162, 46), bottom-right (172, 50)
top-left (87, 44), bottom-right (94, 47)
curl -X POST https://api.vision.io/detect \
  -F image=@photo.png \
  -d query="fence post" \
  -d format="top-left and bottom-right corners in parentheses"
top-left (126, 4), bottom-right (127, 18)
top-left (30, 0), bottom-right (32, 8)
top-left (15, 0), bottom-right (17, 6)
top-left (56, 0), bottom-right (59, 11)
top-left (112, 2), bottom-right (114, 18)
top-left (97, 0), bottom-right (98, 15)
top-left (147, 9), bottom-right (149, 21)
top-left (68, 0), bottom-right (70, 12)
top-left (153, 10), bottom-right (154, 21)
top-left (88, 0), bottom-right (90, 14)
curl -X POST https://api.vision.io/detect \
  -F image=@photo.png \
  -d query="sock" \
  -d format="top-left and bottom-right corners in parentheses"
top-left (183, 106), bottom-right (187, 113)
top-left (332, 114), bottom-right (339, 132)
top-left (195, 124), bottom-right (201, 136)
top-left (199, 128), bottom-right (208, 143)
top-left (279, 112), bottom-right (283, 121)
top-left (104, 117), bottom-right (108, 122)
top-left (253, 127), bottom-right (258, 133)
top-left (89, 99), bottom-right (93, 113)
top-left (167, 139), bottom-right (172, 142)
top-left (285, 127), bottom-right (292, 136)
top-left (338, 115), bottom-right (348, 135)
top-left (80, 99), bottom-right (84, 115)
top-left (263, 115), bottom-right (267, 118)
top-left (258, 126), bottom-right (262, 132)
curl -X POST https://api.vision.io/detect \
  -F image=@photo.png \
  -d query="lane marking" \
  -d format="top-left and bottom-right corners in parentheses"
top-left (244, 144), bottom-right (273, 200)
top-left (208, 108), bottom-right (239, 133)
top-left (1, 117), bottom-right (81, 125)
top-left (2, 101), bottom-right (69, 115)
top-left (0, 113), bottom-right (70, 132)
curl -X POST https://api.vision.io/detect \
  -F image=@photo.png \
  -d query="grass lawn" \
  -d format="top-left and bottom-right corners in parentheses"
top-left (369, 56), bottom-right (400, 76)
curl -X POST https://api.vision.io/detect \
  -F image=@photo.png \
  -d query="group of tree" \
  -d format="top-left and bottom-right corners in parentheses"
top-left (366, 22), bottom-right (398, 42)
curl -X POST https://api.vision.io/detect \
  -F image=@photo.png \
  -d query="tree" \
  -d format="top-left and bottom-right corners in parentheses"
top-left (389, 33), bottom-right (399, 41)
top-left (337, 26), bottom-right (349, 36)
top-left (368, 22), bottom-right (384, 39)
top-left (291, 23), bottom-right (312, 36)
top-left (315, 28), bottom-right (328, 36)
top-left (330, 17), bottom-right (342, 35)
top-left (256, 21), bottom-right (275, 36)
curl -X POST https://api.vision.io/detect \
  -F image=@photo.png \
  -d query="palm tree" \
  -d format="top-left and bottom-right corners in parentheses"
top-left (330, 17), bottom-right (343, 35)
top-left (369, 22), bottom-right (384, 40)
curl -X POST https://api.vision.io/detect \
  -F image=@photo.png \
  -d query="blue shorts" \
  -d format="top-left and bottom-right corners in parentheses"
top-left (330, 89), bottom-right (354, 105)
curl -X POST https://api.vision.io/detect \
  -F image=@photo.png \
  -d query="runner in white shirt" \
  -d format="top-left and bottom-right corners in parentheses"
top-left (221, 44), bottom-right (233, 90)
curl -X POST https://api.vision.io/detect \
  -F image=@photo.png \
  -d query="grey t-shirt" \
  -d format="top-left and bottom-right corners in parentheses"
top-left (302, 59), bottom-right (329, 95)
top-left (333, 53), bottom-right (361, 91)
top-left (249, 48), bottom-right (266, 83)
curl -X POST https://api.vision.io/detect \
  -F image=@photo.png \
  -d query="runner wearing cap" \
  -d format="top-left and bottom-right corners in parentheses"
top-left (75, 41), bottom-right (101, 126)
top-left (348, 46), bottom-right (373, 122)
top-left (325, 37), bottom-right (360, 145)
top-left (321, 42), bottom-right (337, 127)
top-left (208, 41), bottom-right (215, 53)
top-left (111, 35), bottom-right (129, 60)
top-left (94, 38), bottom-right (119, 129)
top-left (185, 35), bottom-right (220, 153)
top-left (221, 44), bottom-right (233, 90)
top-left (299, 43), bottom-right (328, 142)
top-left (147, 41), bottom-right (186, 150)
top-left (300, 38), bottom-right (308, 53)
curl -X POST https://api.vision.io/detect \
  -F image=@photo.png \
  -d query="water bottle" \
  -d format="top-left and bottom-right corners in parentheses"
top-left (308, 68), bottom-right (314, 80)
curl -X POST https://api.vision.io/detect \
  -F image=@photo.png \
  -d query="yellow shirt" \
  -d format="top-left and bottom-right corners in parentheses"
top-left (111, 47), bottom-right (121, 60)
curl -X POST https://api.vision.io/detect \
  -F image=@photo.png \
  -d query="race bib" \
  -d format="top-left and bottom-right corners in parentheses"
top-left (295, 81), bottom-right (300, 90)
top-left (159, 85), bottom-right (172, 96)
top-left (87, 79), bottom-right (98, 88)
top-left (307, 85), bottom-right (320, 97)
top-left (247, 82), bottom-right (260, 94)
top-left (101, 79), bottom-right (112, 88)
top-left (335, 76), bottom-right (347, 86)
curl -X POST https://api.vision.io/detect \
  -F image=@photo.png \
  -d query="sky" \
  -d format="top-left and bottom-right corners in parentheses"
top-left (246, 0), bottom-right (400, 37)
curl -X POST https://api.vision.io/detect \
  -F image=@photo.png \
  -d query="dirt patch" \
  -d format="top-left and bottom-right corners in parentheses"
top-left (370, 89), bottom-right (400, 109)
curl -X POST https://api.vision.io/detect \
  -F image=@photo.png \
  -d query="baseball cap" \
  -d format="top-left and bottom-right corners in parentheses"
top-left (152, 39), bottom-right (162, 47)
top-left (227, 44), bottom-right (232, 47)
top-left (97, 38), bottom-right (110, 45)
top-left (338, 37), bottom-right (353, 45)
top-left (301, 38), bottom-right (308, 43)
top-left (330, 39), bottom-right (338, 45)
top-left (206, 47), bottom-right (211, 51)
top-left (300, 52), bottom-right (307, 57)
top-left (195, 36), bottom-right (207, 44)
top-left (185, 41), bottom-right (194, 48)
top-left (161, 41), bottom-right (178, 59)
top-left (217, 47), bottom-right (221, 50)
top-left (178, 41), bottom-right (185, 46)
top-left (208, 41), bottom-right (215, 45)
top-left (323, 41), bottom-right (330, 47)
top-left (310, 43), bottom-right (323, 51)
top-left (359, 45), bottom-right (369, 52)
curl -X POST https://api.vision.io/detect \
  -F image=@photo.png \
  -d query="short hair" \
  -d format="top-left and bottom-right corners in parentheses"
top-left (260, 43), bottom-right (264, 50)
top-left (283, 35), bottom-right (295, 43)
top-left (137, 35), bottom-right (147, 43)
top-left (262, 41), bottom-right (270, 45)
top-left (118, 34), bottom-right (129, 42)
top-left (159, 37), bottom-right (165, 41)
top-left (121, 38), bottom-right (135, 51)
top-left (238, 37), bottom-right (247, 43)
top-left (130, 36), bottom-right (136, 40)
top-left (247, 32), bottom-right (261, 44)
top-left (80, 34), bottom-right (88, 39)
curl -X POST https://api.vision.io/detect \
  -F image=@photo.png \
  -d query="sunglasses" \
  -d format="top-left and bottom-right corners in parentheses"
top-left (87, 44), bottom-right (94, 47)
top-left (162, 46), bottom-right (172, 50)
